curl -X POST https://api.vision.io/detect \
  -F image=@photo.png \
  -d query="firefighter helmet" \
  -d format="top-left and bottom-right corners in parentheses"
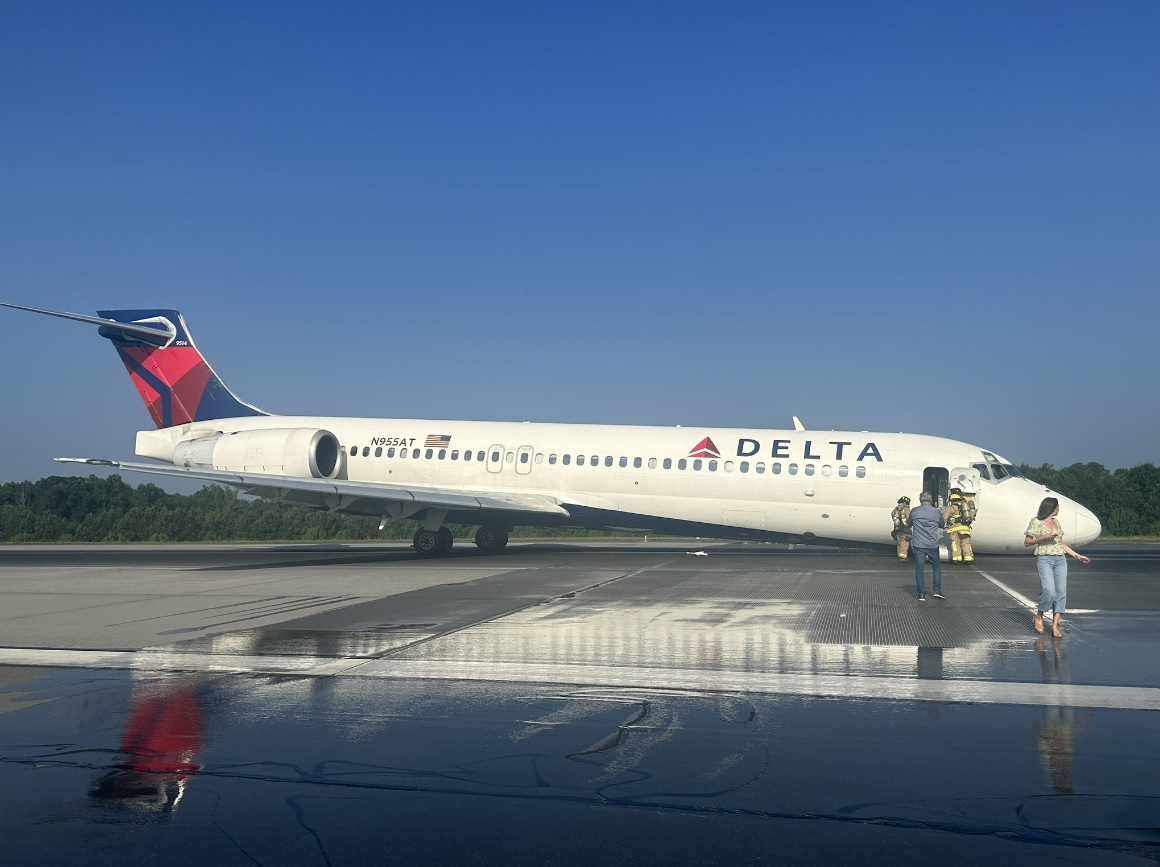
top-left (897, 496), bottom-right (910, 505)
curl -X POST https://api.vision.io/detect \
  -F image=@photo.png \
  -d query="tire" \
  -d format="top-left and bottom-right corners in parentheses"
top-left (474, 525), bottom-right (509, 553)
top-left (413, 528), bottom-right (441, 558)
top-left (436, 526), bottom-right (454, 555)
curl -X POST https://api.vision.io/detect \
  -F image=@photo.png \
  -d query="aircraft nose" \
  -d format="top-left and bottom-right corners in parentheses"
top-left (1072, 503), bottom-right (1102, 546)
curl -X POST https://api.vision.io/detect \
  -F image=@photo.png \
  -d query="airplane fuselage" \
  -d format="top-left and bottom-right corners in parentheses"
top-left (136, 416), bottom-right (1101, 554)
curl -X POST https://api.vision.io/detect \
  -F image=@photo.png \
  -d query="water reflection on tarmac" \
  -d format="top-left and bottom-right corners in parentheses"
top-left (0, 542), bottom-right (1158, 865)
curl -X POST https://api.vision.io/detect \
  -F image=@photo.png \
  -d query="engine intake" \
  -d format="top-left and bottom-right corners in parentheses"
top-left (172, 428), bottom-right (341, 479)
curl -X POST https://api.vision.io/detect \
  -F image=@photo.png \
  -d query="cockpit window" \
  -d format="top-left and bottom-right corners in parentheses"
top-left (1002, 464), bottom-right (1022, 478)
top-left (991, 463), bottom-right (1007, 479)
top-left (972, 463), bottom-right (991, 481)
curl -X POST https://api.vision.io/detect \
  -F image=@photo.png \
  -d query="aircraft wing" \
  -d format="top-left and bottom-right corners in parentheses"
top-left (54, 458), bottom-right (571, 519)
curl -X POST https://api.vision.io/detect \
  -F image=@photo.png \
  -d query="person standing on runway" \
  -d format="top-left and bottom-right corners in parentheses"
top-left (908, 491), bottom-right (946, 602)
top-left (1025, 497), bottom-right (1091, 637)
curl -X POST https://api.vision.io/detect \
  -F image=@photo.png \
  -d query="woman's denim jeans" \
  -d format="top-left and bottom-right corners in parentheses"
top-left (1036, 554), bottom-right (1067, 615)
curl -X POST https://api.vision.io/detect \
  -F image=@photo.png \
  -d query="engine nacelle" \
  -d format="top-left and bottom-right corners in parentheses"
top-left (172, 428), bottom-right (341, 479)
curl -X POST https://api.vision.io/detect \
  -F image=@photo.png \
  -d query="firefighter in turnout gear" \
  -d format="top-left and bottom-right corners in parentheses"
top-left (891, 496), bottom-right (912, 561)
top-left (943, 488), bottom-right (974, 563)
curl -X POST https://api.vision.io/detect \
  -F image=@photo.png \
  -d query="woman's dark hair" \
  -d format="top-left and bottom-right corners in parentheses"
top-left (1037, 497), bottom-right (1059, 521)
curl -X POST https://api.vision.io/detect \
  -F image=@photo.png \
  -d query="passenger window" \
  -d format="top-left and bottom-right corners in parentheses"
top-left (804, 464), bottom-right (814, 476)
top-left (856, 466), bottom-right (867, 478)
top-left (439, 449), bottom-right (447, 459)
top-left (362, 447), bottom-right (370, 457)
top-left (375, 447), bottom-right (382, 457)
top-left (535, 453), bottom-right (543, 464)
top-left (756, 462), bottom-right (765, 474)
top-left (621, 457), bottom-right (629, 468)
top-left (563, 454), bottom-right (571, 465)
top-left (591, 455), bottom-right (598, 466)
top-left (387, 447), bottom-right (396, 458)
top-left (505, 452), bottom-right (514, 463)
top-left (549, 454), bottom-right (557, 465)
top-left (788, 463), bottom-right (798, 475)
top-left (463, 450), bottom-right (471, 461)
top-left (451, 450), bottom-right (459, 460)
top-left (350, 446), bottom-right (357, 457)
top-left (663, 458), bottom-right (672, 469)
top-left (412, 448), bottom-right (420, 459)
top-left (477, 451), bottom-right (485, 462)
top-left (647, 458), bottom-right (656, 469)
top-left (771, 462), bottom-right (782, 474)
top-left (425, 449), bottom-right (433, 459)
top-left (399, 448), bottom-right (407, 459)
top-left (519, 452), bottom-right (529, 464)
top-left (725, 461), bottom-right (734, 472)
top-left (491, 451), bottom-right (500, 463)
top-left (694, 459), bottom-right (703, 471)
top-left (577, 455), bottom-right (586, 466)
top-left (709, 460), bottom-right (718, 471)
top-left (821, 465), bottom-right (832, 477)
top-left (678, 459), bottom-right (687, 470)
top-left (605, 456), bottom-right (614, 467)
top-left (838, 465), bottom-right (848, 477)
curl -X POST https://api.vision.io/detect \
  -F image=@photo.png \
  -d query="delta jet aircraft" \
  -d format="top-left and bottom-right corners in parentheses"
top-left (2, 303), bottom-right (1102, 558)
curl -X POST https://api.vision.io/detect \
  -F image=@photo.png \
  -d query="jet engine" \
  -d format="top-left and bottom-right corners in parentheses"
top-left (171, 428), bottom-right (342, 479)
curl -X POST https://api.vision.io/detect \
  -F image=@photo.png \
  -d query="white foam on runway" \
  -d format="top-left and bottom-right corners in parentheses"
top-left (0, 647), bottom-right (1155, 711)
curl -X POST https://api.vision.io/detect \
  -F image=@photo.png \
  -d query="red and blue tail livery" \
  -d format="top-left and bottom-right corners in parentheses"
top-left (0, 303), bottom-right (265, 428)
top-left (96, 309), bottom-right (265, 428)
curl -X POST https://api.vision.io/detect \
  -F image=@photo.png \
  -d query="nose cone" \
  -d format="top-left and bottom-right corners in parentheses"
top-left (1071, 503), bottom-right (1102, 546)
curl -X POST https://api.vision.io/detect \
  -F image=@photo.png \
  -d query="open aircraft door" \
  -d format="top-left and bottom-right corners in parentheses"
top-left (923, 467), bottom-right (949, 507)
top-left (948, 467), bottom-right (983, 494)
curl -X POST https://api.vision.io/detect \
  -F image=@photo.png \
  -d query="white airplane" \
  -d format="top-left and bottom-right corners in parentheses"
top-left (2, 302), bottom-right (1102, 558)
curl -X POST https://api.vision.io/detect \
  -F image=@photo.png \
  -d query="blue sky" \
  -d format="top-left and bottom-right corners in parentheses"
top-left (2, 1), bottom-right (1157, 487)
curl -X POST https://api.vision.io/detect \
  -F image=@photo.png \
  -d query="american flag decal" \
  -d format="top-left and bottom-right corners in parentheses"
top-left (424, 434), bottom-right (452, 448)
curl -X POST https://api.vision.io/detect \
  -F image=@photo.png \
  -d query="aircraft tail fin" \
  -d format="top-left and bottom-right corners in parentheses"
top-left (1, 302), bottom-right (267, 428)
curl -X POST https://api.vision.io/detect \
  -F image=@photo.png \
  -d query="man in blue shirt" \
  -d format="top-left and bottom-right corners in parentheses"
top-left (907, 491), bottom-right (946, 601)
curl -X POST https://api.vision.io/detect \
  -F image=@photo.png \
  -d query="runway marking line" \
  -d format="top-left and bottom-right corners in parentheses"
top-left (976, 569), bottom-right (1097, 614)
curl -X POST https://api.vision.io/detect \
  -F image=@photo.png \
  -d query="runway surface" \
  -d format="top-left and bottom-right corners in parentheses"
top-left (1, 540), bottom-right (1158, 865)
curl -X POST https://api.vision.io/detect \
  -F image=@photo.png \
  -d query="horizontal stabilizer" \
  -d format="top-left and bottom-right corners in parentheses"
top-left (0, 302), bottom-right (174, 344)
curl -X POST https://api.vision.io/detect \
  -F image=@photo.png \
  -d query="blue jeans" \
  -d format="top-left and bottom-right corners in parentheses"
top-left (914, 547), bottom-right (941, 594)
top-left (1036, 554), bottom-right (1067, 615)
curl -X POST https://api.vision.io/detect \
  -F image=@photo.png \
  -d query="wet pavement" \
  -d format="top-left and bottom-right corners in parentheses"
top-left (1, 541), bottom-right (1158, 865)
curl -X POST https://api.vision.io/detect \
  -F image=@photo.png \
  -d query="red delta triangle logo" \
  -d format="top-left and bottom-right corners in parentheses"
top-left (688, 437), bottom-right (721, 459)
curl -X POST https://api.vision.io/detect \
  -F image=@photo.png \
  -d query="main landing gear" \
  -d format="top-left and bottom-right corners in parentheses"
top-left (473, 525), bottom-right (509, 554)
top-left (412, 526), bottom-right (454, 558)
top-left (411, 525), bottom-right (510, 558)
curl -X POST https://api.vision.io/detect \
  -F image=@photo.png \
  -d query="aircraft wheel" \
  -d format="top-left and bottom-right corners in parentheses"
top-left (413, 528), bottom-right (442, 558)
top-left (436, 526), bottom-right (454, 555)
top-left (474, 525), bottom-right (509, 553)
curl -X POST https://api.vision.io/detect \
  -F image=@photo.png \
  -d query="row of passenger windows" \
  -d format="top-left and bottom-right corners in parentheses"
top-left (347, 445), bottom-right (869, 478)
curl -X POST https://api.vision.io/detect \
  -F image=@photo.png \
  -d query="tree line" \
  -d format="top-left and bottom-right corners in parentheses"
top-left (0, 462), bottom-right (1156, 544)
top-left (0, 474), bottom-right (617, 544)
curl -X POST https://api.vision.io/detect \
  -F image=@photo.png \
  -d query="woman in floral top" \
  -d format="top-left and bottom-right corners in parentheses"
top-left (1025, 497), bottom-right (1092, 638)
